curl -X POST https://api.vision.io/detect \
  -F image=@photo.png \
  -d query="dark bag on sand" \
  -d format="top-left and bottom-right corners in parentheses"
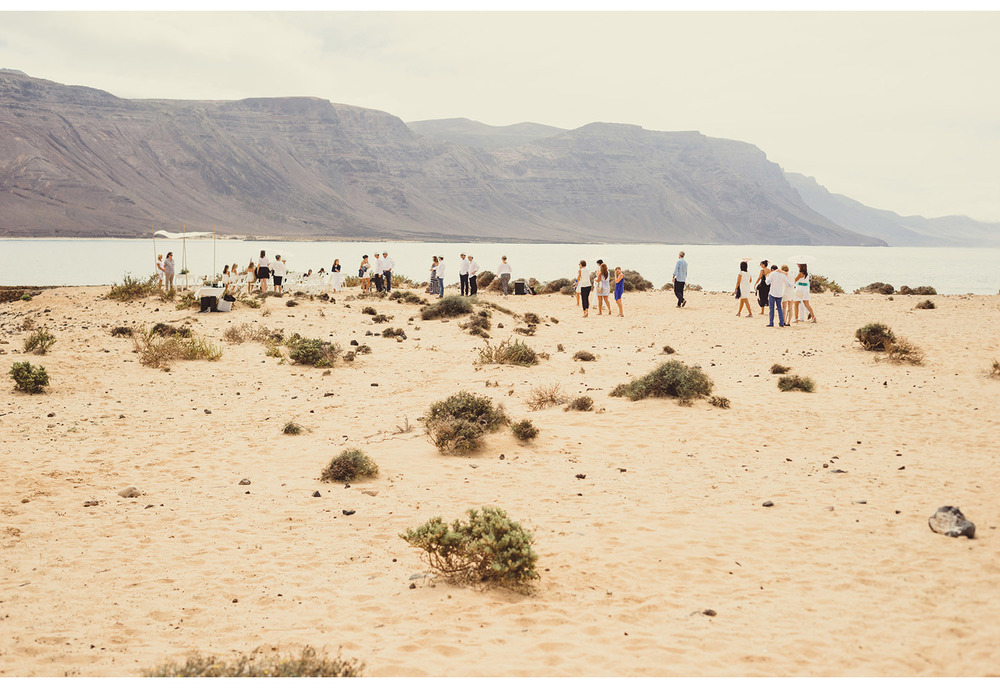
top-left (223, 294), bottom-right (236, 302)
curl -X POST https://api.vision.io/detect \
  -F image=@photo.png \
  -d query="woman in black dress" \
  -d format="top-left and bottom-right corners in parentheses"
top-left (754, 259), bottom-right (770, 315)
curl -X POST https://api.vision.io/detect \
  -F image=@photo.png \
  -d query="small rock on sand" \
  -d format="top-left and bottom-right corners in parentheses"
top-left (928, 506), bottom-right (975, 538)
top-left (762, 501), bottom-right (774, 507)
top-left (312, 491), bottom-right (322, 497)
top-left (238, 479), bottom-right (251, 486)
top-left (117, 486), bottom-right (142, 498)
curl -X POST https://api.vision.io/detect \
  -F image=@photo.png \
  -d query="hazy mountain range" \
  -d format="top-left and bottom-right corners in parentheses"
top-left (1, 69), bottom-right (995, 246)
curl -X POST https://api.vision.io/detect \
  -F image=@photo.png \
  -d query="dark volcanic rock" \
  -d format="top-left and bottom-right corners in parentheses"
top-left (928, 506), bottom-right (975, 538)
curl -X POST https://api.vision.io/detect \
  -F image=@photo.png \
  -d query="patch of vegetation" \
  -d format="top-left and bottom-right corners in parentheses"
top-left (381, 327), bottom-right (406, 339)
top-left (421, 295), bottom-right (475, 320)
top-left (142, 646), bottom-right (363, 677)
top-left (175, 291), bottom-right (199, 310)
top-left (989, 360), bottom-right (1000, 379)
top-left (610, 360), bottom-right (714, 405)
top-left (511, 419), bottom-right (539, 442)
top-left (106, 274), bottom-right (160, 301)
top-left (285, 299), bottom-right (299, 308)
top-left (285, 334), bottom-right (341, 367)
top-left (23, 327), bottom-right (56, 355)
top-left (513, 326), bottom-right (537, 337)
top-left (477, 338), bottom-right (538, 367)
top-left (10, 361), bottom-right (49, 393)
top-left (777, 375), bottom-right (816, 392)
top-left (539, 277), bottom-right (573, 294)
top-left (523, 312), bottom-right (540, 325)
top-left (355, 344), bottom-right (372, 355)
top-left (151, 323), bottom-right (192, 338)
top-left (475, 270), bottom-right (496, 290)
top-left (224, 324), bottom-right (282, 344)
top-left (372, 314), bottom-right (393, 324)
top-left (809, 274), bottom-right (844, 294)
top-left (390, 290), bottom-right (427, 305)
top-left (856, 282), bottom-right (895, 295)
top-left (662, 345), bottom-right (676, 355)
top-left (362, 306), bottom-right (377, 316)
top-left (110, 326), bottom-right (133, 338)
top-left (321, 448), bottom-right (379, 482)
top-left (423, 391), bottom-right (509, 455)
top-left (899, 285), bottom-right (937, 296)
top-left (461, 311), bottom-right (492, 339)
top-left (264, 341), bottom-right (283, 358)
top-left (399, 506), bottom-right (538, 585)
top-left (856, 322), bottom-right (897, 351)
top-left (565, 396), bottom-right (594, 412)
top-left (237, 294), bottom-right (262, 309)
top-left (572, 350), bottom-right (596, 362)
top-left (770, 363), bottom-right (791, 374)
top-left (884, 338), bottom-right (925, 366)
top-left (622, 269), bottom-right (653, 291)
top-left (527, 383), bottom-right (569, 411)
top-left (709, 396), bottom-right (731, 409)
top-left (132, 326), bottom-right (222, 368)
top-left (282, 421), bottom-right (305, 435)
top-left (20, 294), bottom-right (32, 301)
top-left (914, 299), bottom-right (936, 310)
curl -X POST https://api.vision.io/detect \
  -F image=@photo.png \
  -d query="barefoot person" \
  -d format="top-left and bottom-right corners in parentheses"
top-left (781, 265), bottom-right (794, 326)
top-left (735, 261), bottom-right (753, 317)
top-left (497, 256), bottom-right (512, 298)
top-left (256, 250), bottom-right (270, 293)
top-left (163, 252), bottom-right (175, 291)
top-left (578, 260), bottom-right (592, 317)
top-left (596, 262), bottom-right (612, 315)
top-left (359, 255), bottom-right (370, 293)
top-left (755, 259), bottom-right (769, 315)
top-left (672, 251), bottom-right (688, 307)
top-left (614, 266), bottom-right (625, 317)
top-left (155, 254), bottom-right (165, 289)
top-left (271, 254), bottom-right (286, 295)
top-left (575, 261), bottom-right (584, 307)
top-left (330, 259), bottom-right (342, 293)
top-left (794, 263), bottom-right (817, 323)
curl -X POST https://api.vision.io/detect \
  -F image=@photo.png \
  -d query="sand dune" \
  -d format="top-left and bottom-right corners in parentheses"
top-left (1, 285), bottom-right (997, 676)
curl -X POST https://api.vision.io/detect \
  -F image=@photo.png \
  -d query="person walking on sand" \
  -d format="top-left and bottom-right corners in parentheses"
top-left (497, 256), bottom-right (512, 298)
top-left (156, 254), bottom-right (165, 289)
top-left (578, 260), bottom-right (593, 317)
top-left (735, 261), bottom-right (753, 317)
top-left (359, 255), bottom-right (370, 293)
top-left (382, 252), bottom-right (394, 293)
top-left (596, 262), bottom-right (612, 315)
top-left (754, 259), bottom-right (770, 315)
top-left (614, 266), bottom-right (625, 317)
top-left (781, 265), bottom-right (795, 326)
top-left (575, 261), bottom-right (584, 307)
top-left (428, 256), bottom-right (439, 295)
top-left (163, 252), bottom-right (175, 291)
top-left (765, 264), bottom-right (792, 327)
top-left (436, 255), bottom-right (446, 298)
top-left (245, 260), bottom-right (256, 295)
top-left (468, 255), bottom-right (479, 295)
top-left (793, 263), bottom-right (817, 323)
top-left (271, 254), bottom-right (287, 295)
top-left (672, 251), bottom-right (688, 307)
top-left (459, 253), bottom-right (470, 296)
top-left (256, 250), bottom-right (270, 294)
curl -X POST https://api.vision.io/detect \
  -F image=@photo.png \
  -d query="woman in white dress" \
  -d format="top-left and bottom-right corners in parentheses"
top-left (735, 260), bottom-right (753, 317)
top-left (793, 263), bottom-right (817, 323)
top-left (596, 262), bottom-right (612, 315)
top-left (331, 259), bottom-right (342, 293)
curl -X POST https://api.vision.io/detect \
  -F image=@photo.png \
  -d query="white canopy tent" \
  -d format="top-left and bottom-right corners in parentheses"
top-left (152, 225), bottom-right (216, 289)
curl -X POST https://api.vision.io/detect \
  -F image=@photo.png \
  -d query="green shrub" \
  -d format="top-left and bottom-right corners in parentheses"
top-left (527, 383), bottom-right (568, 411)
top-left (510, 419), bottom-right (539, 442)
top-left (856, 323), bottom-right (896, 351)
top-left (321, 448), bottom-right (379, 482)
top-left (622, 269), bottom-right (653, 291)
top-left (142, 646), bottom-right (363, 677)
top-left (391, 290), bottom-right (427, 305)
top-left (610, 360), bottom-right (713, 404)
top-left (899, 285), bottom-right (937, 296)
top-left (915, 299), bottom-right (936, 310)
top-left (477, 338), bottom-right (538, 366)
top-left (286, 334), bottom-right (340, 367)
top-left (10, 361), bottom-right (49, 393)
top-left (777, 375), bottom-right (815, 392)
top-left (421, 295), bottom-right (474, 320)
top-left (565, 396), bottom-right (594, 412)
top-left (856, 282), bottom-right (895, 295)
top-left (770, 363), bottom-right (791, 374)
top-left (24, 327), bottom-right (56, 355)
top-left (400, 506), bottom-right (538, 584)
top-left (106, 274), bottom-right (159, 301)
top-left (572, 350), bottom-right (596, 362)
top-left (810, 274), bottom-right (844, 294)
top-left (423, 391), bottom-right (509, 455)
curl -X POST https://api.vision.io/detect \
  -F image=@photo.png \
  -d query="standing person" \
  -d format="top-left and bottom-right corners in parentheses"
top-left (221, 264), bottom-right (233, 294)
top-left (163, 252), bottom-right (175, 291)
top-left (155, 254), bottom-right (165, 288)
top-left (497, 256), bottom-right (512, 298)
top-left (672, 251), bottom-right (688, 307)
top-left (257, 250), bottom-right (270, 294)
top-left (614, 266), bottom-right (625, 317)
top-left (735, 261), bottom-right (753, 317)
top-left (597, 262), bottom-right (612, 315)
top-left (793, 263), bottom-right (817, 323)
top-left (575, 262), bottom-right (584, 307)
top-left (271, 254), bottom-right (287, 295)
top-left (754, 259), bottom-right (770, 316)
top-left (468, 255), bottom-right (479, 295)
top-left (765, 264), bottom-right (791, 327)
top-left (381, 251), bottom-right (394, 292)
top-left (359, 255), bottom-right (370, 293)
top-left (436, 255), bottom-right (446, 298)
top-left (331, 259), bottom-right (342, 293)
top-left (372, 252), bottom-right (384, 292)
top-left (428, 256), bottom-right (439, 295)
top-left (578, 260), bottom-right (592, 317)
top-left (459, 253), bottom-right (470, 296)
top-left (245, 260), bottom-right (256, 295)
top-left (781, 265), bottom-right (795, 326)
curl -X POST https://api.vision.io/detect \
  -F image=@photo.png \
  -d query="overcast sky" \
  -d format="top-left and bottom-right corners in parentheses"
top-left (1, 10), bottom-right (998, 222)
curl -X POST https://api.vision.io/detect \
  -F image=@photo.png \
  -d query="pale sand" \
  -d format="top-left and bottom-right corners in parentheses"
top-left (1, 286), bottom-right (998, 677)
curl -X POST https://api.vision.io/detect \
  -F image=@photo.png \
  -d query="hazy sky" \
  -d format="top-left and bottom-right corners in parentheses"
top-left (1, 10), bottom-right (998, 221)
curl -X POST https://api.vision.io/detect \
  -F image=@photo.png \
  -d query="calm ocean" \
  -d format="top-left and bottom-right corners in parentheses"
top-left (1, 238), bottom-right (998, 295)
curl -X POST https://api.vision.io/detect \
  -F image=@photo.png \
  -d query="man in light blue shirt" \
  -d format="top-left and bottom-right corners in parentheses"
top-left (672, 251), bottom-right (688, 307)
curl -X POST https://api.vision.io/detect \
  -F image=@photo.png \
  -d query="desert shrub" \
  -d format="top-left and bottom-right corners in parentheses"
top-left (223, 324), bottom-right (280, 344)
top-left (390, 290), bottom-right (426, 305)
top-left (914, 299), bottom-right (936, 310)
top-left (285, 299), bottom-right (299, 308)
top-left (110, 326), bottom-right (133, 338)
top-left (132, 327), bottom-right (222, 368)
top-left (687, 284), bottom-right (703, 292)
top-left (423, 391), bottom-right (509, 455)
top-left (559, 285), bottom-right (576, 295)
top-left (355, 344), bottom-right (372, 355)
top-left (286, 335), bottom-right (340, 367)
top-left (399, 506), bottom-right (538, 584)
top-left (899, 285), bottom-right (937, 296)
top-left (381, 327), bottom-right (406, 339)
top-left (777, 375), bottom-right (816, 392)
top-left (151, 323), bottom-right (192, 338)
top-left (10, 361), bottom-right (49, 393)
top-left (142, 646), bottom-right (363, 677)
top-left (884, 337), bottom-right (925, 365)
top-left (523, 312), bottom-right (540, 325)
top-left (622, 269), bottom-right (653, 291)
top-left (475, 270), bottom-right (496, 290)
top-left (513, 326), bottom-right (536, 337)
top-left (856, 282), bottom-right (895, 295)
top-left (565, 396), bottom-right (594, 412)
top-left (770, 363), bottom-right (791, 374)
top-left (372, 314), bottom-right (393, 324)
top-left (527, 383), bottom-right (569, 411)
top-left (810, 274), bottom-right (844, 294)
top-left (362, 306), bottom-right (377, 315)
top-left (610, 360), bottom-right (713, 404)
top-left (20, 294), bottom-right (31, 301)
top-left (572, 350), bottom-right (596, 362)
top-left (989, 360), bottom-right (1000, 379)
top-left (106, 274), bottom-right (159, 301)
top-left (421, 295), bottom-right (474, 320)
top-left (24, 327), bottom-right (56, 355)
top-left (477, 338), bottom-right (538, 366)
top-left (709, 396), bottom-right (731, 409)
top-left (662, 345), bottom-right (676, 355)
top-left (321, 448), bottom-right (379, 482)
top-left (175, 291), bottom-right (199, 310)
top-left (282, 421), bottom-right (305, 435)
top-left (856, 322), bottom-right (896, 351)
top-left (540, 277), bottom-right (573, 294)
top-left (264, 341), bottom-right (282, 358)
top-left (461, 312), bottom-right (492, 338)
top-left (238, 295), bottom-right (262, 309)
top-left (510, 419), bottom-right (539, 442)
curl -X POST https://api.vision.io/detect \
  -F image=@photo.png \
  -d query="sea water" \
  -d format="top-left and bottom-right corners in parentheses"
top-left (1, 238), bottom-right (998, 295)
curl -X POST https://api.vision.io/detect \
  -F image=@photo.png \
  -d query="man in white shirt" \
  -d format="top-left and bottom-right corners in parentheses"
top-left (271, 254), bottom-right (287, 295)
top-left (436, 256), bottom-right (446, 298)
top-left (468, 255), bottom-right (479, 296)
top-left (765, 264), bottom-right (792, 327)
top-left (381, 252), bottom-right (394, 293)
top-left (373, 252), bottom-right (384, 292)
top-left (459, 253), bottom-right (470, 296)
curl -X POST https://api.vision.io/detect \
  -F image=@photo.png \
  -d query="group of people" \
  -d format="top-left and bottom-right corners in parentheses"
top-left (155, 252), bottom-right (175, 291)
top-left (357, 252), bottom-right (395, 294)
top-left (735, 260), bottom-right (817, 327)
top-left (574, 259), bottom-right (626, 317)
top-left (215, 250), bottom-right (289, 296)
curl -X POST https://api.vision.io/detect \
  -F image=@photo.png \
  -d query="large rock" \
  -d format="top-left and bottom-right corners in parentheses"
top-left (928, 506), bottom-right (975, 538)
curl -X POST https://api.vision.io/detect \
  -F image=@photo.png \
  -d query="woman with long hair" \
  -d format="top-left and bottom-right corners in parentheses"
top-left (596, 262), bottom-right (612, 315)
top-left (256, 250), bottom-right (270, 294)
top-left (578, 260), bottom-right (592, 317)
top-left (754, 259), bottom-right (770, 315)
top-left (359, 255), bottom-right (370, 293)
top-left (793, 263), bottom-right (817, 323)
top-left (614, 266), bottom-right (625, 317)
top-left (735, 260), bottom-right (753, 317)
top-left (331, 259), bottom-right (342, 293)
top-left (245, 260), bottom-right (256, 295)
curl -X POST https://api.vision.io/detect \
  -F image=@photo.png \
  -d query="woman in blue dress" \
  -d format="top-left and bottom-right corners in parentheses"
top-left (614, 266), bottom-right (625, 317)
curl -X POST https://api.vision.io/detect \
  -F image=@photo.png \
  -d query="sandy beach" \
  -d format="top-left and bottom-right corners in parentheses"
top-left (1, 284), bottom-right (998, 677)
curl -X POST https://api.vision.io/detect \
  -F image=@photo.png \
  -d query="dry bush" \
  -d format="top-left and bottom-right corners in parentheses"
top-left (572, 350), bottom-right (596, 362)
top-left (132, 326), bottom-right (222, 368)
top-left (856, 282), bottom-right (895, 295)
top-left (539, 277), bottom-right (573, 294)
top-left (282, 421), bottom-right (305, 435)
top-left (381, 327), bottom-right (406, 339)
top-left (770, 363), bottom-right (791, 374)
top-left (523, 312), bottom-right (541, 325)
top-left (621, 269), bottom-right (653, 291)
top-left (884, 337), bottom-right (925, 365)
top-left (610, 360), bottom-right (713, 405)
top-left (662, 345), bottom-right (676, 355)
top-left (989, 360), bottom-right (1000, 379)
top-left (565, 396), bottom-right (594, 412)
top-left (477, 338), bottom-right (538, 366)
top-left (142, 646), bottom-right (363, 677)
top-left (423, 391), bottom-right (509, 455)
top-left (223, 323), bottom-right (281, 344)
top-left (23, 327), bottom-right (56, 355)
top-left (527, 383), bottom-right (569, 411)
top-left (899, 285), bottom-right (937, 295)
top-left (777, 375), bottom-right (816, 392)
top-left (809, 274), bottom-right (844, 293)
top-left (914, 299), bottom-right (936, 310)
top-left (372, 314), bottom-right (393, 323)
top-left (390, 290), bottom-right (427, 305)
top-left (106, 274), bottom-right (160, 301)
top-left (421, 295), bottom-right (474, 320)
top-left (321, 448), bottom-right (379, 482)
top-left (110, 326), bottom-right (133, 338)
top-left (475, 270), bottom-right (496, 290)
top-left (855, 323), bottom-right (896, 351)
top-left (709, 396), bottom-right (731, 408)
top-left (362, 306), bottom-right (377, 315)
top-left (355, 344), bottom-right (373, 355)
top-left (511, 419), bottom-right (539, 442)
